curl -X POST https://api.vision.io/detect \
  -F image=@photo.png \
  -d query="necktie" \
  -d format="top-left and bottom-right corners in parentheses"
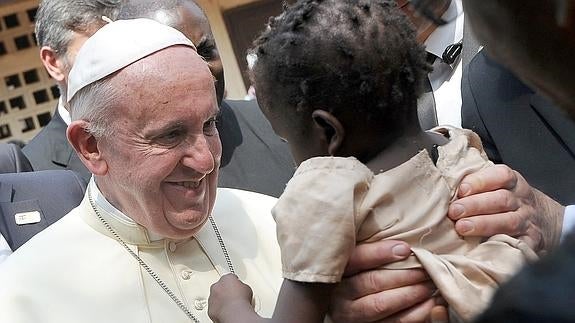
top-left (417, 53), bottom-right (438, 130)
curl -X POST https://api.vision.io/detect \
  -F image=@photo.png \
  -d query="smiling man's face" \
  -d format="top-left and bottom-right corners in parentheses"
top-left (97, 45), bottom-right (221, 239)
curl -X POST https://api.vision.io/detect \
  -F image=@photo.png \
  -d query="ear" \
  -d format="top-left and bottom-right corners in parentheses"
top-left (67, 121), bottom-right (108, 175)
top-left (40, 46), bottom-right (67, 82)
top-left (311, 109), bottom-right (345, 156)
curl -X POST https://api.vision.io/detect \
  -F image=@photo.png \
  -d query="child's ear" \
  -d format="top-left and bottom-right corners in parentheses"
top-left (311, 109), bottom-right (345, 156)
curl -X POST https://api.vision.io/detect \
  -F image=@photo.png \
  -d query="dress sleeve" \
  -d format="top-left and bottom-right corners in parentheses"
top-left (273, 157), bottom-right (373, 283)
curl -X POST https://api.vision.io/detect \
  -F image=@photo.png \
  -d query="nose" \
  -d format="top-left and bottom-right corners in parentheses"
top-left (181, 135), bottom-right (216, 175)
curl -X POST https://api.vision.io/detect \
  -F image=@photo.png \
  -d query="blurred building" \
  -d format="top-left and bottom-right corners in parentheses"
top-left (0, 0), bottom-right (283, 143)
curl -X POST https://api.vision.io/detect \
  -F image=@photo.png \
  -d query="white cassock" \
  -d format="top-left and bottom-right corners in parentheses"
top-left (0, 183), bottom-right (282, 322)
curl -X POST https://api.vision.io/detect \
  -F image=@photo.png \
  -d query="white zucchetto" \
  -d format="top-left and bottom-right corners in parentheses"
top-left (67, 18), bottom-right (196, 103)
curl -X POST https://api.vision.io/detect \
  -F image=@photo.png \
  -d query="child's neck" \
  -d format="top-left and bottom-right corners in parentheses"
top-left (365, 128), bottom-right (448, 174)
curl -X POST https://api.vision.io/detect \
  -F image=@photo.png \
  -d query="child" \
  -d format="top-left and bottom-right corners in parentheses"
top-left (208, 0), bottom-right (537, 322)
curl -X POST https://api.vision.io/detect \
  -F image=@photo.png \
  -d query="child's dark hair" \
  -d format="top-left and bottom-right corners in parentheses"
top-left (250, 0), bottom-right (430, 138)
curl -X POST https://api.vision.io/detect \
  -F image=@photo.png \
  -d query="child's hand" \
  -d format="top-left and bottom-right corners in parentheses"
top-left (208, 274), bottom-right (255, 323)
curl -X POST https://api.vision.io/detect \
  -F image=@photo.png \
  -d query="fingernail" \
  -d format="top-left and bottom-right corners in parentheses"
top-left (450, 203), bottom-right (465, 218)
top-left (457, 220), bottom-right (474, 234)
top-left (459, 183), bottom-right (471, 196)
top-left (392, 244), bottom-right (410, 257)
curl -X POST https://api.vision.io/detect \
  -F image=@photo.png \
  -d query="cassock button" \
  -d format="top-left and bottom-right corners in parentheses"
top-left (194, 299), bottom-right (207, 310)
top-left (168, 241), bottom-right (177, 252)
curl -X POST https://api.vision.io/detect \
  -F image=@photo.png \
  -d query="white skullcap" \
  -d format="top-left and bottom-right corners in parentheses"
top-left (67, 18), bottom-right (196, 103)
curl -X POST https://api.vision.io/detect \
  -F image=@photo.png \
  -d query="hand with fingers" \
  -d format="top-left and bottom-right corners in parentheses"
top-left (329, 240), bottom-right (443, 322)
top-left (428, 164), bottom-right (566, 322)
top-left (448, 164), bottom-right (565, 253)
top-left (208, 274), bottom-right (257, 323)
top-left (328, 164), bottom-right (565, 323)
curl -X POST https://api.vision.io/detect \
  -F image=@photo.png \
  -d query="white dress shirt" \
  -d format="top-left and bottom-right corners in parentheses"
top-left (425, 0), bottom-right (464, 127)
top-left (57, 97), bottom-right (72, 126)
top-left (561, 205), bottom-right (575, 240)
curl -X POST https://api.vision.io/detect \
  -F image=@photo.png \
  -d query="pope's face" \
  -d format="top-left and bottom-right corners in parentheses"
top-left (98, 46), bottom-right (221, 239)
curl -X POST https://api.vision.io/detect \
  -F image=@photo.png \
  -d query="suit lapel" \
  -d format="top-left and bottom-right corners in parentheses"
top-left (48, 111), bottom-right (75, 168)
top-left (530, 94), bottom-right (575, 158)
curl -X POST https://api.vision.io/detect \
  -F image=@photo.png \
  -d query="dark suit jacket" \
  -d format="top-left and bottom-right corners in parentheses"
top-left (22, 108), bottom-right (91, 182)
top-left (0, 144), bottom-right (33, 173)
top-left (462, 50), bottom-right (575, 205)
top-left (0, 170), bottom-right (86, 250)
top-left (218, 99), bottom-right (294, 197)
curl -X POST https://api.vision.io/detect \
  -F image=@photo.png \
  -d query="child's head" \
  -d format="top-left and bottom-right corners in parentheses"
top-left (250, 0), bottom-right (430, 164)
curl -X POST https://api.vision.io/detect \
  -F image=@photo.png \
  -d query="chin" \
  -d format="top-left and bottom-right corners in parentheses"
top-left (166, 212), bottom-right (211, 239)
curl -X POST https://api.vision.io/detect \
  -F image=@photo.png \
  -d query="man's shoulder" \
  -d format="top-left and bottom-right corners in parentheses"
top-left (1, 169), bottom-right (86, 191)
top-left (23, 111), bottom-right (67, 152)
top-left (221, 99), bottom-right (269, 125)
top-left (0, 143), bottom-right (32, 173)
top-left (0, 169), bottom-right (86, 210)
top-left (22, 112), bottom-right (70, 166)
top-left (213, 187), bottom-right (277, 220)
top-left (212, 188), bottom-right (278, 242)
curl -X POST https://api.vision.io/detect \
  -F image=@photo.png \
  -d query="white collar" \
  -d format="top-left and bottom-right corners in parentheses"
top-left (424, 0), bottom-right (464, 59)
top-left (89, 177), bottom-right (164, 241)
top-left (57, 97), bottom-right (72, 126)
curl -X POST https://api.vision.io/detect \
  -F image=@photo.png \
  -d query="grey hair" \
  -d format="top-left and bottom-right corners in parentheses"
top-left (69, 75), bottom-right (120, 139)
top-left (118, 0), bottom-right (183, 19)
top-left (35, 0), bottom-right (121, 58)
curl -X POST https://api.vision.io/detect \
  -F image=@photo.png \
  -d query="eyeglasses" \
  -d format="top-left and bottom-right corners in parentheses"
top-left (409, 0), bottom-right (461, 25)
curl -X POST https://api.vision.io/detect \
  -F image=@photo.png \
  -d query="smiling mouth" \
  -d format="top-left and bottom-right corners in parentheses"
top-left (173, 180), bottom-right (201, 189)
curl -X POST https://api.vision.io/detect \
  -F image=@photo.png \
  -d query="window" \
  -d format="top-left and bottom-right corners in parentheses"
top-left (50, 85), bottom-right (60, 99)
top-left (0, 124), bottom-right (11, 139)
top-left (3, 14), bottom-right (20, 29)
top-left (4, 74), bottom-right (21, 89)
top-left (27, 8), bottom-right (38, 22)
top-left (20, 117), bottom-right (35, 133)
top-left (0, 101), bottom-right (7, 115)
top-left (23, 69), bottom-right (39, 84)
top-left (14, 35), bottom-right (32, 50)
top-left (9, 96), bottom-right (26, 110)
top-left (33, 89), bottom-right (50, 104)
top-left (37, 112), bottom-right (51, 127)
top-left (0, 42), bottom-right (6, 56)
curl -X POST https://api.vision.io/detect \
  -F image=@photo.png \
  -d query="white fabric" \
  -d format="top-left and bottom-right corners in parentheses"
top-left (67, 18), bottom-right (195, 102)
top-left (0, 233), bottom-right (11, 264)
top-left (425, 0), bottom-right (465, 128)
top-left (561, 205), bottom-right (575, 241)
top-left (57, 97), bottom-right (71, 125)
top-left (90, 178), bottom-right (164, 241)
top-left (0, 188), bottom-right (282, 322)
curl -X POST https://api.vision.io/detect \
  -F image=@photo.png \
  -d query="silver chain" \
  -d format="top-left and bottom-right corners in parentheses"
top-left (88, 187), bottom-right (235, 322)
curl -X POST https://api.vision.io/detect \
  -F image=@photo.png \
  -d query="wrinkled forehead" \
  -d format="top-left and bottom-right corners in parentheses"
top-left (67, 18), bottom-right (197, 103)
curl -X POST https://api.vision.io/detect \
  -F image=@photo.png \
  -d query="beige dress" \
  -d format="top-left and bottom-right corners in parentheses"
top-left (0, 184), bottom-right (282, 323)
top-left (274, 127), bottom-right (537, 321)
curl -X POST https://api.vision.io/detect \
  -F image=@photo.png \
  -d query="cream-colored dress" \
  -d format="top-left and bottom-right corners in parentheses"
top-left (0, 185), bottom-right (282, 323)
top-left (274, 127), bottom-right (537, 321)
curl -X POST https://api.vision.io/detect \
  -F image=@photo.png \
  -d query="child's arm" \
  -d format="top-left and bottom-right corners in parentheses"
top-left (208, 274), bottom-right (335, 323)
top-left (272, 279), bottom-right (335, 323)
